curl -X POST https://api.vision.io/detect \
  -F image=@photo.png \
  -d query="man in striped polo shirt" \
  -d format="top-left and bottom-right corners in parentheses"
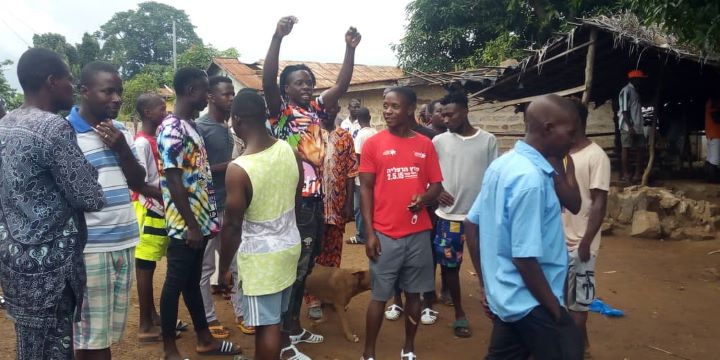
top-left (68, 61), bottom-right (146, 360)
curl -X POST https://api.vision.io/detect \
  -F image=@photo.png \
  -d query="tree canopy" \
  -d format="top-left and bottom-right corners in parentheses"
top-left (99, 1), bottom-right (202, 78)
top-left (0, 60), bottom-right (23, 111)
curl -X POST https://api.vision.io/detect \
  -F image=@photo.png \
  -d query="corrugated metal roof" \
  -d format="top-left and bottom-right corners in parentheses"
top-left (275, 60), bottom-right (404, 89)
top-left (211, 58), bottom-right (264, 90)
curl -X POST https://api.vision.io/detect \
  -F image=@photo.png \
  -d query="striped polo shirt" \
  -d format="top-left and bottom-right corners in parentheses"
top-left (68, 107), bottom-right (139, 253)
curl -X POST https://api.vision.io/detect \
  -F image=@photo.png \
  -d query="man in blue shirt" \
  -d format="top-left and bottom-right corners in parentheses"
top-left (465, 95), bottom-right (583, 359)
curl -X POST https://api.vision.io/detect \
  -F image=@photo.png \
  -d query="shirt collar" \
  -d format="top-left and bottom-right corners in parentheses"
top-left (67, 106), bottom-right (94, 133)
top-left (513, 140), bottom-right (556, 175)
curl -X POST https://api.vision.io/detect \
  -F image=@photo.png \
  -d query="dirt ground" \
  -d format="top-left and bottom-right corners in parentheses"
top-left (1, 223), bottom-right (719, 360)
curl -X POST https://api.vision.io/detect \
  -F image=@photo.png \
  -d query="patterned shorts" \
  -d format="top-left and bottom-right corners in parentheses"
top-left (74, 248), bottom-right (135, 350)
top-left (133, 201), bottom-right (169, 262)
top-left (433, 219), bottom-right (465, 268)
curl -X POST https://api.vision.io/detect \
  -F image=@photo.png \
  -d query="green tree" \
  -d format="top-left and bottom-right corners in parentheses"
top-left (0, 60), bottom-right (23, 111)
top-left (99, 1), bottom-right (202, 78)
top-left (120, 73), bottom-right (160, 121)
top-left (394, 0), bottom-right (620, 72)
top-left (177, 44), bottom-right (240, 70)
top-left (76, 32), bottom-right (102, 69)
top-left (628, 0), bottom-right (720, 57)
top-left (32, 33), bottom-right (79, 68)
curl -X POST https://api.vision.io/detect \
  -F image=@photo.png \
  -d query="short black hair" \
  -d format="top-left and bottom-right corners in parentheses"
top-left (173, 68), bottom-right (208, 96)
top-left (386, 86), bottom-right (417, 105)
top-left (357, 107), bottom-right (371, 122)
top-left (440, 91), bottom-right (468, 109)
top-left (349, 98), bottom-right (361, 105)
top-left (279, 64), bottom-right (316, 98)
top-left (231, 88), bottom-right (267, 124)
top-left (135, 92), bottom-right (164, 117)
top-left (16, 48), bottom-right (69, 93)
top-left (209, 75), bottom-right (232, 90)
top-left (569, 97), bottom-right (589, 127)
top-left (427, 100), bottom-right (441, 113)
top-left (80, 61), bottom-right (119, 87)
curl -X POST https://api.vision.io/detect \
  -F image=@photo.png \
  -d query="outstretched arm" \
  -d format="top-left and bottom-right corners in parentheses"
top-left (263, 16), bottom-right (297, 118)
top-left (320, 27), bottom-right (361, 106)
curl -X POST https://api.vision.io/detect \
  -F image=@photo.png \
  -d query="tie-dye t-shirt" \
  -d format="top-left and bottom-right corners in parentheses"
top-left (157, 114), bottom-right (219, 239)
top-left (268, 98), bottom-right (327, 198)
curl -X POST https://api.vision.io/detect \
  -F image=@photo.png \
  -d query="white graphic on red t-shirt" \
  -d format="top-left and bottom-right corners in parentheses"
top-left (386, 166), bottom-right (420, 181)
top-left (382, 149), bottom-right (397, 156)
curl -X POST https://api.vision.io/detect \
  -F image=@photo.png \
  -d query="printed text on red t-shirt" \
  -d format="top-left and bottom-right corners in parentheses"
top-left (386, 166), bottom-right (420, 180)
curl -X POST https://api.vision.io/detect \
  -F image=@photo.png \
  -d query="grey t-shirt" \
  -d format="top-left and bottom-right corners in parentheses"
top-left (196, 114), bottom-right (234, 211)
top-left (432, 129), bottom-right (498, 221)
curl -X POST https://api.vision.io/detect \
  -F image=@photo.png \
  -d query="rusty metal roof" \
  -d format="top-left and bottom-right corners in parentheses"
top-left (211, 58), bottom-right (264, 90)
top-left (275, 61), bottom-right (404, 89)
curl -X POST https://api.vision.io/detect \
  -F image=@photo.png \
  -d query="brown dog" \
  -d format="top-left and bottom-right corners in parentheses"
top-left (304, 265), bottom-right (371, 342)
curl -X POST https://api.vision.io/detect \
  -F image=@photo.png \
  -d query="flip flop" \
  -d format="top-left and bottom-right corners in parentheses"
top-left (346, 236), bottom-right (363, 245)
top-left (237, 320), bottom-right (255, 335)
top-left (197, 340), bottom-right (242, 356)
top-left (452, 318), bottom-right (472, 338)
top-left (208, 325), bottom-right (231, 339)
top-left (176, 320), bottom-right (189, 332)
top-left (289, 328), bottom-right (324, 344)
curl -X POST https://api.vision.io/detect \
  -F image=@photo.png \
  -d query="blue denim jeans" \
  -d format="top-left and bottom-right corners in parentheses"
top-left (353, 184), bottom-right (366, 243)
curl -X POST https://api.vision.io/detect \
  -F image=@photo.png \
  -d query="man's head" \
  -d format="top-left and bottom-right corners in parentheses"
top-left (628, 69), bottom-right (647, 89)
top-left (173, 68), bottom-right (209, 112)
top-left (383, 87), bottom-right (417, 130)
top-left (427, 100), bottom-right (446, 132)
top-left (323, 100), bottom-right (341, 128)
top-left (79, 61), bottom-right (123, 120)
top-left (135, 93), bottom-right (167, 127)
top-left (417, 104), bottom-right (429, 125)
top-left (357, 107), bottom-right (371, 127)
top-left (231, 88), bottom-right (268, 141)
top-left (279, 64), bottom-right (316, 106)
top-left (440, 92), bottom-right (469, 133)
top-left (569, 97), bottom-right (589, 138)
top-left (208, 76), bottom-right (235, 115)
top-left (524, 94), bottom-right (580, 157)
top-left (17, 47), bottom-right (75, 112)
top-left (348, 98), bottom-right (361, 120)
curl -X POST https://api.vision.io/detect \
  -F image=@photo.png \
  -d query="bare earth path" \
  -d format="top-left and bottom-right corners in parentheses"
top-left (1, 225), bottom-right (719, 360)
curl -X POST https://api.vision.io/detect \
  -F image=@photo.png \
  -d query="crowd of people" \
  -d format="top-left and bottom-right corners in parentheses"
top-left (0, 15), bottom-right (615, 360)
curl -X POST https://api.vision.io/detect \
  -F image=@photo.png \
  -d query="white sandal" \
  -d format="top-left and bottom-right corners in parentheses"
top-left (384, 304), bottom-right (403, 321)
top-left (289, 328), bottom-right (324, 344)
top-left (420, 308), bottom-right (438, 325)
top-left (281, 344), bottom-right (311, 360)
top-left (401, 349), bottom-right (417, 360)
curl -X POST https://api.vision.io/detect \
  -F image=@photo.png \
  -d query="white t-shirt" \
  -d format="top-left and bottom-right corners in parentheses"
top-left (562, 142), bottom-right (611, 253)
top-left (134, 136), bottom-right (164, 215)
top-left (354, 126), bottom-right (378, 185)
top-left (341, 117), bottom-right (361, 138)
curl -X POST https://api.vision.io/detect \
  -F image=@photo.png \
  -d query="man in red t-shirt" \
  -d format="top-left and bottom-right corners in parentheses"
top-left (359, 87), bottom-right (443, 360)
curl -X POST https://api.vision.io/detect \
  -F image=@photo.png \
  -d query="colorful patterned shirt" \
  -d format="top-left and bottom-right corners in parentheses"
top-left (157, 114), bottom-right (219, 239)
top-left (268, 98), bottom-right (327, 198)
top-left (68, 107), bottom-right (140, 253)
top-left (323, 128), bottom-right (358, 226)
top-left (0, 107), bottom-right (105, 327)
top-left (234, 140), bottom-right (301, 295)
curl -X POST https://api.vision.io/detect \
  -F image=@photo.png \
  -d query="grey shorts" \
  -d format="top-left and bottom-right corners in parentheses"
top-left (620, 131), bottom-right (646, 148)
top-left (242, 286), bottom-right (292, 327)
top-left (567, 249), bottom-right (597, 312)
top-left (369, 231), bottom-right (434, 301)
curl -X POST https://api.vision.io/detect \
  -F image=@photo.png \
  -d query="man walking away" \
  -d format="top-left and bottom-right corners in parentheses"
top-left (0, 48), bottom-right (105, 360)
top-left (619, 69), bottom-right (648, 183)
top-left (431, 92), bottom-right (497, 337)
top-left (465, 95), bottom-right (583, 360)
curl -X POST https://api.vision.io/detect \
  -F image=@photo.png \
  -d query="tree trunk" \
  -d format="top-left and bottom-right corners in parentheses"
top-left (641, 69), bottom-right (665, 186)
top-left (582, 29), bottom-right (598, 105)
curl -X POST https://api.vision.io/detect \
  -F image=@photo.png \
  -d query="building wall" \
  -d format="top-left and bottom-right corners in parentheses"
top-left (469, 101), bottom-right (616, 153)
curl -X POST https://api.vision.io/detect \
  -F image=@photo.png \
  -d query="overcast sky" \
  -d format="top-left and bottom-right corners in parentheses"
top-left (1, 0), bottom-right (411, 91)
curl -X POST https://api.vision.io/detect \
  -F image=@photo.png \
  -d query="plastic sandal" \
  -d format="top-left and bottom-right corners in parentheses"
top-left (237, 319), bottom-right (256, 335)
top-left (384, 304), bottom-right (403, 321)
top-left (401, 349), bottom-right (417, 360)
top-left (289, 328), bottom-right (324, 344)
top-left (281, 344), bottom-right (311, 360)
top-left (452, 318), bottom-right (472, 338)
top-left (308, 306), bottom-right (323, 320)
top-left (208, 325), bottom-right (231, 339)
top-left (346, 236), bottom-right (362, 244)
top-left (420, 308), bottom-right (438, 325)
top-left (197, 340), bottom-right (241, 356)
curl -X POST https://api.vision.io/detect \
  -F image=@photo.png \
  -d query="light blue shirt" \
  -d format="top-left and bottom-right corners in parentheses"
top-left (467, 140), bottom-right (567, 322)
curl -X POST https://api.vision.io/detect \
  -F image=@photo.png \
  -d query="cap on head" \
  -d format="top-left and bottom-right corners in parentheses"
top-left (628, 69), bottom-right (648, 79)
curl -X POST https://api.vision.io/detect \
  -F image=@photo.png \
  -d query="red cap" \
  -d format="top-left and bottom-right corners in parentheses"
top-left (628, 69), bottom-right (648, 79)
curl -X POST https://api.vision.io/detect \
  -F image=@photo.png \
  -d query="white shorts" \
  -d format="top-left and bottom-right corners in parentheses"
top-left (567, 249), bottom-right (597, 312)
top-left (707, 138), bottom-right (720, 165)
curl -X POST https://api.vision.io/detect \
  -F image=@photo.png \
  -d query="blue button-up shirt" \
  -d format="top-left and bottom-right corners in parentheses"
top-left (467, 140), bottom-right (567, 322)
